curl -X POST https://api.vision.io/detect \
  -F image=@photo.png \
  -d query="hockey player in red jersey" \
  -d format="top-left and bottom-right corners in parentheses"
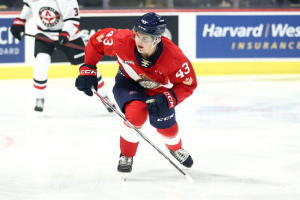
top-left (10, 0), bottom-right (115, 113)
top-left (75, 12), bottom-right (197, 173)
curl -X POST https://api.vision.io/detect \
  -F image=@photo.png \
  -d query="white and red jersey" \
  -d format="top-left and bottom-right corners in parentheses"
top-left (85, 28), bottom-right (197, 105)
top-left (19, 0), bottom-right (81, 41)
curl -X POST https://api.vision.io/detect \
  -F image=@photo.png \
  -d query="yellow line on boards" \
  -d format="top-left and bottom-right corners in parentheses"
top-left (0, 61), bottom-right (300, 79)
top-left (0, 63), bottom-right (119, 79)
top-left (192, 61), bottom-right (300, 75)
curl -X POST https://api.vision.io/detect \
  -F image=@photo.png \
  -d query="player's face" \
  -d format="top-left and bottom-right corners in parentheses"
top-left (134, 31), bottom-right (154, 53)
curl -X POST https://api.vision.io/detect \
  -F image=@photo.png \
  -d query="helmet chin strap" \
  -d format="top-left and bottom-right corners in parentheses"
top-left (144, 44), bottom-right (156, 54)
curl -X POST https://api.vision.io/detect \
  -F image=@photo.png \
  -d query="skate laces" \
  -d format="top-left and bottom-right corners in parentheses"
top-left (36, 99), bottom-right (44, 108)
top-left (119, 156), bottom-right (133, 165)
top-left (104, 96), bottom-right (111, 103)
top-left (170, 148), bottom-right (190, 163)
top-left (103, 96), bottom-right (112, 107)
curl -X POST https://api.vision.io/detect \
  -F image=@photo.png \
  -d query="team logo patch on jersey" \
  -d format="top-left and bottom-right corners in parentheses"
top-left (183, 77), bottom-right (193, 85)
top-left (39, 7), bottom-right (61, 27)
top-left (97, 34), bottom-right (104, 42)
top-left (136, 74), bottom-right (160, 89)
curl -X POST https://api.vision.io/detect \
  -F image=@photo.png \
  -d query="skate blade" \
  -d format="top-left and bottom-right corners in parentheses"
top-left (35, 111), bottom-right (44, 117)
top-left (28, 110), bottom-right (44, 118)
top-left (119, 173), bottom-right (129, 181)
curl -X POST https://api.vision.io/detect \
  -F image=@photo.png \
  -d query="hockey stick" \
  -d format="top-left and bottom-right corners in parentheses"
top-left (23, 33), bottom-right (85, 51)
top-left (91, 86), bottom-right (195, 183)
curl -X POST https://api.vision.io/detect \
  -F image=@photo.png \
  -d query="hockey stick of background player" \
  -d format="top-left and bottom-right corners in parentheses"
top-left (91, 86), bottom-right (195, 183)
top-left (22, 33), bottom-right (85, 51)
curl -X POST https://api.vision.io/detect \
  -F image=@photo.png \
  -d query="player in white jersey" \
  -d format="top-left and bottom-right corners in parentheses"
top-left (10, 0), bottom-right (115, 112)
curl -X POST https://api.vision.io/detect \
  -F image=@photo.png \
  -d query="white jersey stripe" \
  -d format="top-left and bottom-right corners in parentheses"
top-left (116, 54), bottom-right (140, 81)
top-left (116, 53), bottom-right (173, 89)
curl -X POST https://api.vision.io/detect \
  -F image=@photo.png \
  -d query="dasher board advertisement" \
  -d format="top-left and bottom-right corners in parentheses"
top-left (0, 18), bottom-right (25, 63)
top-left (196, 15), bottom-right (300, 58)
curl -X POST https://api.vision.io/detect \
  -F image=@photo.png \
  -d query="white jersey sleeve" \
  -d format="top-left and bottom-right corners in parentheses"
top-left (57, 0), bottom-right (80, 38)
top-left (19, 0), bottom-right (33, 20)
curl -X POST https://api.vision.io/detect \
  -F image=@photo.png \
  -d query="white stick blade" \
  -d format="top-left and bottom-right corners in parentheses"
top-left (185, 175), bottom-right (195, 183)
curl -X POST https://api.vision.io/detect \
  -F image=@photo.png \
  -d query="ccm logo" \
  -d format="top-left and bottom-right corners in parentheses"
top-left (157, 113), bottom-right (174, 121)
top-left (81, 70), bottom-right (97, 75)
top-left (164, 92), bottom-right (174, 108)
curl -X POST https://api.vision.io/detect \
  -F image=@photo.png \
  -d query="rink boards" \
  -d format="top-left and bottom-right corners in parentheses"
top-left (1, 9), bottom-right (300, 79)
top-left (1, 61), bottom-right (300, 79)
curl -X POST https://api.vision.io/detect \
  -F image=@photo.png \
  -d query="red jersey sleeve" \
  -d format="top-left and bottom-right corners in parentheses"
top-left (84, 28), bottom-right (118, 66)
top-left (169, 55), bottom-right (197, 105)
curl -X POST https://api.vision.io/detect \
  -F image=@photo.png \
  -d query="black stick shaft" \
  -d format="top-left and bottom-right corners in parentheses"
top-left (24, 33), bottom-right (85, 51)
top-left (91, 87), bottom-right (188, 176)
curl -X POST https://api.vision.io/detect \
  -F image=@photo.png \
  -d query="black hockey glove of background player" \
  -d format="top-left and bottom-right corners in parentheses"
top-left (10, 18), bottom-right (26, 41)
top-left (55, 31), bottom-right (70, 50)
top-left (145, 90), bottom-right (177, 117)
top-left (75, 64), bottom-right (98, 96)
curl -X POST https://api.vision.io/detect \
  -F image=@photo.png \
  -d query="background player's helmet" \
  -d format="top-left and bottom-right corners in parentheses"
top-left (133, 12), bottom-right (166, 38)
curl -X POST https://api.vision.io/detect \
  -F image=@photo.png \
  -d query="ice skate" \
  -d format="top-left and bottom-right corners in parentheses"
top-left (101, 96), bottom-right (116, 113)
top-left (117, 153), bottom-right (133, 173)
top-left (34, 98), bottom-right (44, 112)
top-left (169, 147), bottom-right (193, 168)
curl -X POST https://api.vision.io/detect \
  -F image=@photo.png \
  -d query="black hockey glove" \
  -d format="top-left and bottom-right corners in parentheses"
top-left (55, 31), bottom-right (70, 50)
top-left (75, 64), bottom-right (98, 96)
top-left (145, 90), bottom-right (177, 117)
top-left (10, 18), bottom-right (26, 41)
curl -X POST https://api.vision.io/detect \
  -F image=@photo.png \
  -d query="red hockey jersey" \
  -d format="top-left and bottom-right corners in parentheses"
top-left (84, 28), bottom-right (197, 105)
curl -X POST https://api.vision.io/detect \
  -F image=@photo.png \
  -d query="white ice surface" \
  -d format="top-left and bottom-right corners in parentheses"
top-left (0, 75), bottom-right (300, 200)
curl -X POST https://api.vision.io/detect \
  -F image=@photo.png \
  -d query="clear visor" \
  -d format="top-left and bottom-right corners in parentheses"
top-left (131, 27), bottom-right (159, 44)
